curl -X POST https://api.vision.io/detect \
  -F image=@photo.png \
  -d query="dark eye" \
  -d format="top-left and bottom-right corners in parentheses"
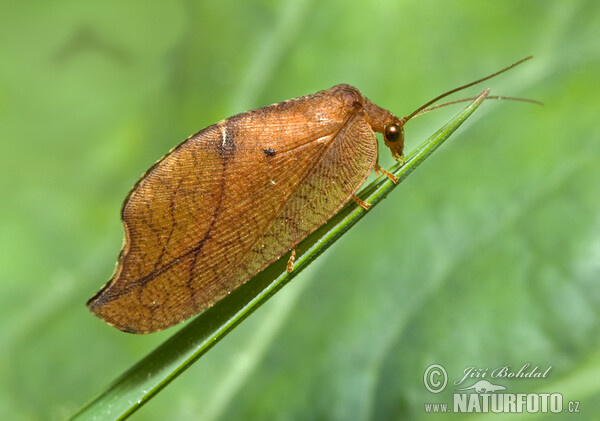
top-left (385, 124), bottom-right (401, 142)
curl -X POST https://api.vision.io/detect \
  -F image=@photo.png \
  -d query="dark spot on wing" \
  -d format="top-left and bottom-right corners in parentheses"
top-left (263, 148), bottom-right (276, 157)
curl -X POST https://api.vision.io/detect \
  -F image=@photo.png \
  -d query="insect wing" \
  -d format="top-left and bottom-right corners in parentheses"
top-left (88, 88), bottom-right (377, 332)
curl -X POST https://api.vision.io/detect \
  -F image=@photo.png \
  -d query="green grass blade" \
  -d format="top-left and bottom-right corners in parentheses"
top-left (70, 89), bottom-right (490, 420)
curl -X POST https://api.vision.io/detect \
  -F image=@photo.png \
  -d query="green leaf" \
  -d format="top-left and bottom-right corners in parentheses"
top-left (70, 91), bottom-right (490, 420)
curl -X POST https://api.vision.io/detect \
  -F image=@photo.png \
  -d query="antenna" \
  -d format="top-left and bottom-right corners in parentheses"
top-left (400, 56), bottom-right (534, 125)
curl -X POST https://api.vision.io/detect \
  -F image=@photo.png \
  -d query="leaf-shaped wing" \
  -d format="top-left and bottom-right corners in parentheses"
top-left (88, 85), bottom-right (377, 333)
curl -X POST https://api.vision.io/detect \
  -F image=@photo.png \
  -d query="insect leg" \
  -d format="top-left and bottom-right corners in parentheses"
top-left (374, 163), bottom-right (398, 183)
top-left (352, 195), bottom-right (371, 210)
top-left (286, 248), bottom-right (296, 272)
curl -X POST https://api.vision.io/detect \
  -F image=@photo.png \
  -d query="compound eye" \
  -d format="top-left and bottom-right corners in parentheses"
top-left (385, 124), bottom-right (401, 142)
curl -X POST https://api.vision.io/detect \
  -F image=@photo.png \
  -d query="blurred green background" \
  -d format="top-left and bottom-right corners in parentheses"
top-left (1, 0), bottom-right (599, 419)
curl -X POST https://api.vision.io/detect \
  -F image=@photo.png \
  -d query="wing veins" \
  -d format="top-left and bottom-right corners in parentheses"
top-left (241, 107), bottom-right (362, 259)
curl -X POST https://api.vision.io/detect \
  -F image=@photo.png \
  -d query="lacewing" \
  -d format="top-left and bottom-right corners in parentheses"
top-left (88, 58), bottom-right (534, 333)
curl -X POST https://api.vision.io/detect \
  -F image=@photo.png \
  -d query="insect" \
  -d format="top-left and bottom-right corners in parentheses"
top-left (88, 57), bottom-right (535, 333)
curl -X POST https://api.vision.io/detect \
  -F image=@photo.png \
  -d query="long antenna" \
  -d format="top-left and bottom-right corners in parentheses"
top-left (400, 56), bottom-right (534, 125)
top-left (411, 95), bottom-right (543, 118)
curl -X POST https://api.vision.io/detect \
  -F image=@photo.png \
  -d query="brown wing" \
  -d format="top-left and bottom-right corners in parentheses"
top-left (234, 109), bottom-right (378, 281)
top-left (88, 85), bottom-right (378, 333)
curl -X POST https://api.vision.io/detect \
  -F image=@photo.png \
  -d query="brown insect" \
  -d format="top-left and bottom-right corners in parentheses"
top-left (88, 58), bottom-right (534, 333)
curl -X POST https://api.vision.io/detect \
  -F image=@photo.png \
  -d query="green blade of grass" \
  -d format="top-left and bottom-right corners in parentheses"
top-left (71, 89), bottom-right (490, 420)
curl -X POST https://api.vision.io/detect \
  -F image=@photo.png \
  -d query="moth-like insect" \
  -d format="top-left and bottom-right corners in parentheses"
top-left (88, 57), bottom-right (535, 333)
